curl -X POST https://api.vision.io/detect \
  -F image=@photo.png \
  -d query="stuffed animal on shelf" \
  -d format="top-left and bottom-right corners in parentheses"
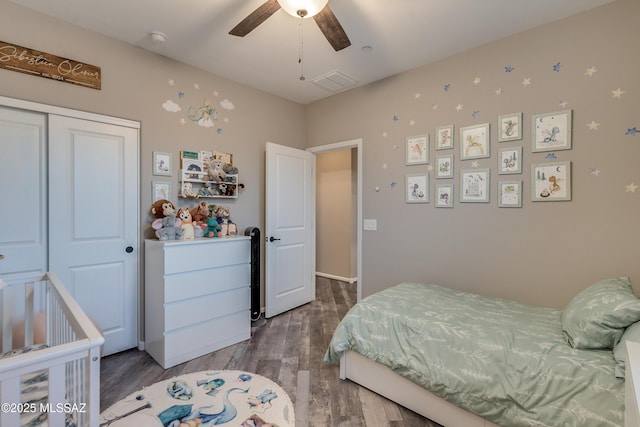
top-left (181, 182), bottom-right (199, 198)
top-left (205, 158), bottom-right (227, 183)
top-left (190, 201), bottom-right (209, 223)
top-left (177, 208), bottom-right (196, 239)
top-left (151, 199), bottom-right (184, 240)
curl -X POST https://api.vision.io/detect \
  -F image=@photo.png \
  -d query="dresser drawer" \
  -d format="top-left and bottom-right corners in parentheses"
top-left (165, 287), bottom-right (250, 331)
top-left (164, 264), bottom-right (250, 303)
top-left (163, 238), bottom-right (249, 274)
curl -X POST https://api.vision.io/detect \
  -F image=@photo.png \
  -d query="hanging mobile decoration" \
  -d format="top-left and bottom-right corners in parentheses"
top-left (298, 10), bottom-right (307, 81)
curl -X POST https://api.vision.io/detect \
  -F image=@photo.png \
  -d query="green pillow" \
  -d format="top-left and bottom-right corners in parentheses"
top-left (562, 277), bottom-right (640, 350)
top-left (613, 321), bottom-right (640, 378)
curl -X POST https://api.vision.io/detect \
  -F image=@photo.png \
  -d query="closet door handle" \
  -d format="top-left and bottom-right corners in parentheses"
top-left (125, 246), bottom-right (134, 253)
top-left (269, 236), bottom-right (281, 242)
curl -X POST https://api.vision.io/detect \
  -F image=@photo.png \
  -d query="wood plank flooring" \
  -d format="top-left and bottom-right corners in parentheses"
top-left (100, 277), bottom-right (442, 426)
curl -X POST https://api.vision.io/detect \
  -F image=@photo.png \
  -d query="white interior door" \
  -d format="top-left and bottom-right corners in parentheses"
top-left (48, 115), bottom-right (139, 356)
top-left (0, 107), bottom-right (47, 282)
top-left (265, 142), bottom-right (315, 317)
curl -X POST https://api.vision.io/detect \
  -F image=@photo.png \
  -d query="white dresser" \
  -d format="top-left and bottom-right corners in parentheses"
top-left (144, 236), bottom-right (251, 368)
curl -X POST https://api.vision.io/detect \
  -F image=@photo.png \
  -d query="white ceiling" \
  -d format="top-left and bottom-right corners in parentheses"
top-left (10, 0), bottom-right (614, 104)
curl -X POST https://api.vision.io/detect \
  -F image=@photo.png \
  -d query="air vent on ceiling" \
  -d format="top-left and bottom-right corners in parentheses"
top-left (311, 70), bottom-right (357, 92)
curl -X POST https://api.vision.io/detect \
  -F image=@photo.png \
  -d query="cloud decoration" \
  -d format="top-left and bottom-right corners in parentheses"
top-left (626, 127), bottom-right (639, 136)
top-left (220, 99), bottom-right (235, 110)
top-left (162, 100), bottom-right (182, 112)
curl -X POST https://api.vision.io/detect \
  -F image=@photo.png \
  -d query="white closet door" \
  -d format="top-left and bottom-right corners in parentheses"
top-left (48, 115), bottom-right (139, 356)
top-left (0, 107), bottom-right (47, 281)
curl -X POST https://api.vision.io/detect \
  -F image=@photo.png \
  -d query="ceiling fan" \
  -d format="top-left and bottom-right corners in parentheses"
top-left (229, 0), bottom-right (351, 52)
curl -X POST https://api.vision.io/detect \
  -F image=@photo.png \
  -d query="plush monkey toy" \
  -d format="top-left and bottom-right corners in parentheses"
top-left (151, 199), bottom-right (177, 218)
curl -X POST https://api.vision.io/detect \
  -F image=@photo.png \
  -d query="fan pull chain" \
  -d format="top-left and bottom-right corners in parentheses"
top-left (298, 17), bottom-right (305, 81)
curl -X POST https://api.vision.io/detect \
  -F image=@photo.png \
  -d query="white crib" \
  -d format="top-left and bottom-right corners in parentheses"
top-left (0, 273), bottom-right (104, 426)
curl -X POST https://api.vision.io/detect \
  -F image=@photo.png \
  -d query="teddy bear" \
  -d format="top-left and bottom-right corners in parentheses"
top-left (177, 208), bottom-right (196, 239)
top-left (190, 201), bottom-right (209, 223)
top-left (181, 182), bottom-right (199, 198)
top-left (151, 199), bottom-right (184, 240)
top-left (205, 159), bottom-right (226, 182)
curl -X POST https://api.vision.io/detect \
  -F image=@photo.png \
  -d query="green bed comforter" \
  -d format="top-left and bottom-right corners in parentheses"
top-left (324, 283), bottom-right (624, 427)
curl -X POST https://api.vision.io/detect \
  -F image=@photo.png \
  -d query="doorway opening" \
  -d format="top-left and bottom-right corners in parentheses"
top-left (308, 139), bottom-right (362, 301)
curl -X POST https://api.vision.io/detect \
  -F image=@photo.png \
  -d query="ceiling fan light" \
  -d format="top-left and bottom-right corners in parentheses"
top-left (277, 0), bottom-right (328, 18)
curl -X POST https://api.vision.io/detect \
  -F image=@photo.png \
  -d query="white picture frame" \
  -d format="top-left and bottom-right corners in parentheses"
top-left (435, 154), bottom-right (454, 179)
top-left (435, 184), bottom-right (454, 208)
top-left (498, 112), bottom-right (523, 142)
top-left (498, 146), bottom-right (523, 175)
top-left (152, 181), bottom-right (171, 202)
top-left (460, 123), bottom-right (490, 160)
top-left (532, 109), bottom-right (572, 152)
top-left (406, 134), bottom-right (429, 165)
top-left (498, 180), bottom-right (522, 207)
top-left (435, 125), bottom-right (454, 150)
top-left (460, 168), bottom-right (490, 203)
top-left (406, 173), bottom-right (429, 203)
top-left (153, 151), bottom-right (172, 176)
top-left (531, 161), bottom-right (572, 201)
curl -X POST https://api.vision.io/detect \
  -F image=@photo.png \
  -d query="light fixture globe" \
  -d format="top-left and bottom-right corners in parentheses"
top-left (277, 0), bottom-right (328, 18)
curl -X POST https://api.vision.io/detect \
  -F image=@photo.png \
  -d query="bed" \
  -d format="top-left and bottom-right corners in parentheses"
top-left (325, 279), bottom-right (640, 427)
top-left (0, 272), bottom-right (104, 426)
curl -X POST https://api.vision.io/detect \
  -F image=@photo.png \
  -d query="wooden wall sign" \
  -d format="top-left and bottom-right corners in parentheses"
top-left (0, 40), bottom-right (101, 90)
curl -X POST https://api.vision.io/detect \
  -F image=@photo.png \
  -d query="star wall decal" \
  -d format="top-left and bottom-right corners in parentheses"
top-left (559, 100), bottom-right (569, 108)
top-left (382, 132), bottom-right (388, 138)
top-left (409, 119), bottom-right (416, 126)
top-left (495, 88), bottom-right (503, 96)
top-left (414, 93), bottom-right (421, 99)
top-left (626, 127), bottom-right (639, 136)
top-left (472, 111), bottom-right (480, 119)
top-left (589, 168), bottom-right (601, 176)
top-left (587, 121), bottom-right (600, 131)
top-left (390, 181), bottom-right (397, 188)
top-left (427, 165), bottom-right (434, 172)
top-left (382, 163), bottom-right (388, 169)
top-left (545, 153), bottom-right (557, 160)
top-left (432, 104), bottom-right (439, 110)
top-left (455, 104), bottom-right (464, 111)
top-left (444, 84), bottom-right (451, 92)
top-left (612, 88), bottom-right (625, 98)
top-left (473, 77), bottom-right (481, 85)
top-left (585, 66), bottom-right (598, 77)
top-left (179, 118), bottom-right (186, 125)
top-left (522, 78), bottom-right (532, 87)
top-left (553, 62), bottom-right (562, 72)
top-left (505, 66), bottom-right (515, 73)
top-left (471, 161), bottom-right (479, 168)
top-left (193, 83), bottom-right (200, 90)
top-left (168, 78), bottom-right (175, 86)
top-left (626, 182), bottom-right (638, 193)
top-left (178, 91), bottom-right (185, 98)
top-left (393, 114), bottom-right (399, 122)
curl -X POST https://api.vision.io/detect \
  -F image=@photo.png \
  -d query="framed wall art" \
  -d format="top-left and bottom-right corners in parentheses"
top-left (460, 168), bottom-right (490, 203)
top-left (531, 161), bottom-right (571, 201)
top-left (498, 146), bottom-right (523, 175)
top-left (498, 180), bottom-right (522, 207)
top-left (435, 125), bottom-right (454, 150)
top-left (498, 112), bottom-right (523, 142)
top-left (406, 134), bottom-right (429, 165)
top-left (532, 109), bottom-right (572, 152)
top-left (460, 123), bottom-right (490, 160)
top-left (435, 154), bottom-right (454, 179)
top-left (406, 173), bottom-right (429, 203)
top-left (435, 184), bottom-right (454, 208)
top-left (153, 151), bottom-right (173, 176)
top-left (152, 181), bottom-right (171, 202)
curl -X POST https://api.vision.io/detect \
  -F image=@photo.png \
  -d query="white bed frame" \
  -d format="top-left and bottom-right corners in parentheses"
top-left (0, 273), bottom-right (104, 426)
top-left (340, 350), bottom-right (500, 427)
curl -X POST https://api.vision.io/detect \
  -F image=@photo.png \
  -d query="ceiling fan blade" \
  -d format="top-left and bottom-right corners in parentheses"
top-left (229, 0), bottom-right (281, 37)
top-left (313, 6), bottom-right (351, 51)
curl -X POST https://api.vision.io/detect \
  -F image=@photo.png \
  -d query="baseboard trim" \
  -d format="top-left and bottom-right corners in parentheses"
top-left (315, 272), bottom-right (358, 284)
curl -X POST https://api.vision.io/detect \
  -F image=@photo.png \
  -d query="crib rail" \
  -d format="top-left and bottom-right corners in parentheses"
top-left (0, 272), bottom-right (104, 427)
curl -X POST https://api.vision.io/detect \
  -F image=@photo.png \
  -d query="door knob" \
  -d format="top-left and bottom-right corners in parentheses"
top-left (125, 246), bottom-right (134, 253)
top-left (269, 236), bottom-right (281, 242)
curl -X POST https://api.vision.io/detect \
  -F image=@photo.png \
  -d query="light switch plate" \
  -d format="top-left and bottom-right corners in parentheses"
top-left (363, 219), bottom-right (377, 231)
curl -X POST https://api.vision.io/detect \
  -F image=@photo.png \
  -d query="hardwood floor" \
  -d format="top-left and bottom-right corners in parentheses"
top-left (100, 277), bottom-right (441, 426)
